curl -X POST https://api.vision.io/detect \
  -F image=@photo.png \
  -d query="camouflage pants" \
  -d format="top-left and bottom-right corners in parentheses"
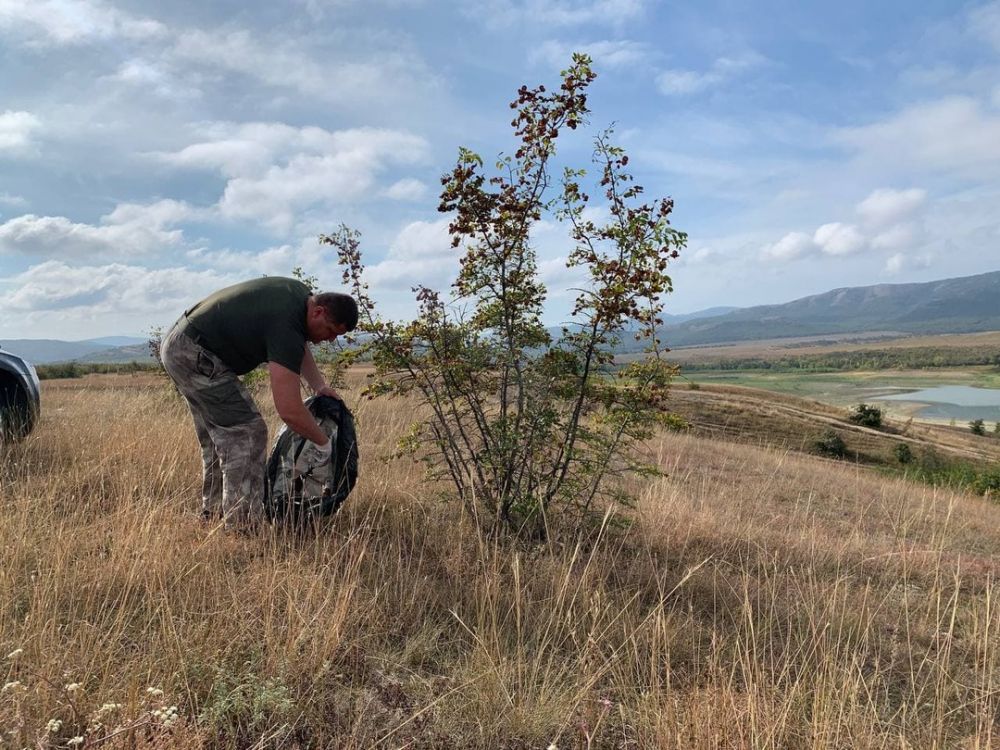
top-left (161, 319), bottom-right (267, 528)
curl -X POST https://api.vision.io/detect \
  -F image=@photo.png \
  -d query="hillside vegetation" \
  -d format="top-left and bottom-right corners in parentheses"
top-left (654, 270), bottom-right (1000, 348)
top-left (2, 374), bottom-right (1000, 747)
top-left (666, 331), bottom-right (1000, 372)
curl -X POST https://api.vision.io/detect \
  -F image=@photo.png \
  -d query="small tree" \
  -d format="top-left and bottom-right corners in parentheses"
top-left (814, 430), bottom-right (847, 458)
top-left (147, 326), bottom-right (164, 372)
top-left (894, 443), bottom-right (913, 465)
top-left (291, 266), bottom-right (319, 293)
top-left (970, 419), bottom-right (986, 436)
top-left (849, 403), bottom-right (883, 429)
top-left (322, 55), bottom-right (686, 537)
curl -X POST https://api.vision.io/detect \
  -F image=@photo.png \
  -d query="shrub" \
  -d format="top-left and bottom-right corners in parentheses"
top-left (322, 56), bottom-right (686, 538)
top-left (148, 325), bottom-right (164, 372)
top-left (972, 469), bottom-right (1000, 497)
top-left (240, 367), bottom-right (269, 393)
top-left (814, 430), bottom-right (847, 458)
top-left (849, 403), bottom-right (883, 428)
top-left (970, 419), bottom-right (986, 436)
top-left (894, 443), bottom-right (913, 465)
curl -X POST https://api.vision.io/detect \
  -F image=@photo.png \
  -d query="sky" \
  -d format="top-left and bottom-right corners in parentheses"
top-left (0, 0), bottom-right (998, 340)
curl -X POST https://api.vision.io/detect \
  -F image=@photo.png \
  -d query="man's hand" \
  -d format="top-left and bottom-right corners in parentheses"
top-left (294, 439), bottom-right (332, 474)
top-left (315, 385), bottom-right (342, 401)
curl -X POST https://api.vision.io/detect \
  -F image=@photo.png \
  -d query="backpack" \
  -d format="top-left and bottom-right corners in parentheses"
top-left (264, 395), bottom-right (359, 525)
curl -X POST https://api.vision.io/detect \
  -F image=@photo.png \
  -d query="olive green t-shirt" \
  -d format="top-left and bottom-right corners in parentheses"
top-left (184, 277), bottom-right (310, 375)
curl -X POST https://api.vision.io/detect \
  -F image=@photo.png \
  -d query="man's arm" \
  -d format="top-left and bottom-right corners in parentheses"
top-left (300, 345), bottom-right (341, 400)
top-left (268, 362), bottom-right (329, 445)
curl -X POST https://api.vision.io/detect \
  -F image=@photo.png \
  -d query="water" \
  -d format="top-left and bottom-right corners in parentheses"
top-left (878, 385), bottom-right (1000, 422)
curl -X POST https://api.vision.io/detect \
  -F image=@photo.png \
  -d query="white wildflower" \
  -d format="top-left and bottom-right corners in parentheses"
top-left (96, 702), bottom-right (122, 716)
top-left (152, 705), bottom-right (180, 727)
top-left (145, 686), bottom-right (163, 697)
top-left (64, 682), bottom-right (81, 692)
top-left (2, 681), bottom-right (23, 693)
top-left (67, 738), bottom-right (84, 747)
top-left (5, 648), bottom-right (23, 660)
top-left (547, 744), bottom-right (558, 750)
top-left (46, 718), bottom-right (63, 734)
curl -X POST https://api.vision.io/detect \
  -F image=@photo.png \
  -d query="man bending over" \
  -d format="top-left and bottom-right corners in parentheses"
top-left (160, 277), bottom-right (357, 529)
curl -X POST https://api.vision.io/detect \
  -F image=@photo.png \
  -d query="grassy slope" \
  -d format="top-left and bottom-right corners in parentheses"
top-left (2, 374), bottom-right (1000, 748)
top-left (668, 330), bottom-right (1000, 367)
top-left (668, 382), bottom-right (1000, 468)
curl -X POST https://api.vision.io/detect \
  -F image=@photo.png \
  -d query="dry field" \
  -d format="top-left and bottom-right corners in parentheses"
top-left (667, 383), bottom-right (1000, 467)
top-left (3, 373), bottom-right (1000, 748)
top-left (666, 331), bottom-right (1000, 367)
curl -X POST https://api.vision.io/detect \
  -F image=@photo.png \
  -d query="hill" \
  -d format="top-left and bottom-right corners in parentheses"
top-left (4, 270), bottom-right (999, 365)
top-left (0, 337), bottom-right (149, 364)
top-left (658, 269), bottom-right (1000, 347)
top-left (0, 339), bottom-right (113, 363)
top-left (3, 372), bottom-right (999, 746)
top-left (78, 343), bottom-right (154, 364)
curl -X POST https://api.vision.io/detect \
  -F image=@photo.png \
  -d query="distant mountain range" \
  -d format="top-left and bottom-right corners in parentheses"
top-left (1, 271), bottom-right (998, 364)
top-left (0, 336), bottom-right (148, 364)
top-left (656, 270), bottom-right (1000, 348)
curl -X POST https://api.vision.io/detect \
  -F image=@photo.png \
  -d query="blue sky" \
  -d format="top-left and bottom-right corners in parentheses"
top-left (0, 0), bottom-right (997, 339)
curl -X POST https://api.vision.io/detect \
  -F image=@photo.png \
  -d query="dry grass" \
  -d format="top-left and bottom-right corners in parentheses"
top-left (668, 383), bottom-right (1000, 467)
top-left (666, 330), bottom-right (1000, 366)
top-left (2, 373), bottom-right (1000, 748)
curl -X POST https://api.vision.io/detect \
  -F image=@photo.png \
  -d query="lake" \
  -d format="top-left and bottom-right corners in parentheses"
top-left (877, 385), bottom-right (1000, 423)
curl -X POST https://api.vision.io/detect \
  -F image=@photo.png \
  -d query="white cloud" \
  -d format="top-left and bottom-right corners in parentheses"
top-left (294, 0), bottom-right (424, 19)
top-left (532, 39), bottom-right (649, 70)
top-left (0, 0), bottom-right (166, 45)
top-left (384, 178), bottom-right (429, 201)
top-left (0, 199), bottom-right (194, 257)
top-left (854, 188), bottom-right (927, 253)
top-left (688, 247), bottom-right (718, 264)
top-left (218, 135), bottom-right (428, 231)
top-left (157, 123), bottom-right (430, 232)
top-left (882, 250), bottom-right (933, 276)
top-left (387, 219), bottom-right (451, 259)
top-left (761, 187), bottom-right (931, 265)
top-left (883, 253), bottom-right (905, 275)
top-left (760, 231), bottom-right (814, 262)
top-left (169, 28), bottom-right (437, 107)
top-left (103, 59), bottom-right (203, 101)
top-left (364, 219), bottom-right (458, 290)
top-left (657, 53), bottom-right (765, 96)
top-left (154, 122), bottom-right (303, 177)
top-left (813, 222), bottom-right (866, 256)
top-left (468, 0), bottom-right (646, 28)
top-left (0, 111), bottom-right (41, 155)
top-left (657, 69), bottom-right (714, 96)
top-left (969, 1), bottom-right (1000, 52)
top-left (0, 192), bottom-right (27, 209)
top-left (2, 260), bottom-right (229, 315)
top-left (837, 97), bottom-right (1000, 178)
top-left (856, 188), bottom-right (927, 228)
top-left (538, 255), bottom-right (588, 291)
top-left (871, 223), bottom-right (917, 251)
top-left (185, 239), bottom-right (327, 278)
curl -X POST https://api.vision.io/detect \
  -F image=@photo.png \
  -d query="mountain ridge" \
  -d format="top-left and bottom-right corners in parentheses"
top-left (657, 269), bottom-right (1000, 348)
top-left (3, 270), bottom-right (998, 363)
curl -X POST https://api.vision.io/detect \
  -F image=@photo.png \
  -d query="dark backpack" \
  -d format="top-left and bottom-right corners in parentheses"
top-left (264, 395), bottom-right (359, 525)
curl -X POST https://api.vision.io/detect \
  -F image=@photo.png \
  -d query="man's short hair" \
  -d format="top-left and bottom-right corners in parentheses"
top-left (315, 292), bottom-right (359, 331)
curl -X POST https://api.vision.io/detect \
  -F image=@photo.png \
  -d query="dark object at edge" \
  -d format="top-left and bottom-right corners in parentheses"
top-left (0, 348), bottom-right (40, 442)
top-left (264, 395), bottom-right (358, 525)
